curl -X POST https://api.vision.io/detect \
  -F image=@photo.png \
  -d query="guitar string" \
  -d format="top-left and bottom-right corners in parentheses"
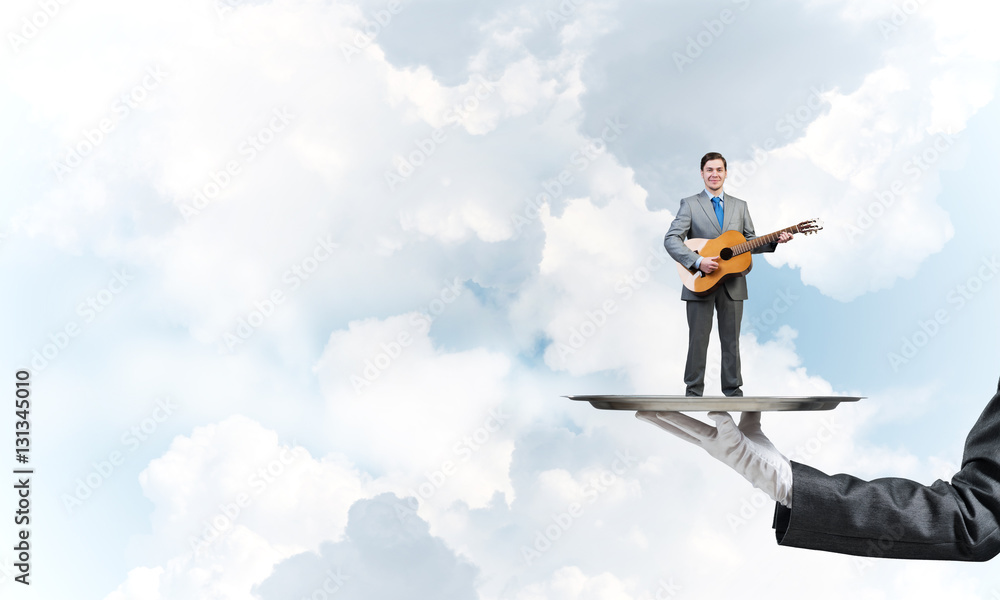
top-left (730, 224), bottom-right (811, 256)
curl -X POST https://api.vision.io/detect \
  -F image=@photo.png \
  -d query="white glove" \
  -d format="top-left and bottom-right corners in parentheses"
top-left (636, 411), bottom-right (793, 507)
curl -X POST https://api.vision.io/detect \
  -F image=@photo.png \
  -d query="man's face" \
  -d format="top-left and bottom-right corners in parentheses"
top-left (701, 159), bottom-right (726, 194)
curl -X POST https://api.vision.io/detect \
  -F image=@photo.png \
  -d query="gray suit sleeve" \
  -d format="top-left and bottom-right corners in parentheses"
top-left (773, 380), bottom-right (1000, 561)
top-left (664, 198), bottom-right (701, 270)
top-left (742, 204), bottom-right (778, 254)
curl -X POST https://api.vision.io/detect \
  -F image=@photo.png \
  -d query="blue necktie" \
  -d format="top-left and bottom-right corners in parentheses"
top-left (711, 196), bottom-right (724, 229)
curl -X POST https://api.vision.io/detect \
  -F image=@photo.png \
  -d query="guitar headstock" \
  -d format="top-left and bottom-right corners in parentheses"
top-left (796, 218), bottom-right (824, 235)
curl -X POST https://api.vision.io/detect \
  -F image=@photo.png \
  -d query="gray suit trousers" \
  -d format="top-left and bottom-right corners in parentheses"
top-left (685, 288), bottom-right (743, 397)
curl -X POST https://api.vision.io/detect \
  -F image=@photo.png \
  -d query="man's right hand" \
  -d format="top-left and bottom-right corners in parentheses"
top-left (699, 256), bottom-right (719, 274)
top-left (636, 411), bottom-right (793, 507)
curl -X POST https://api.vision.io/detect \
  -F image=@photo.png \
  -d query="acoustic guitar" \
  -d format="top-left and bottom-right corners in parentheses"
top-left (675, 219), bottom-right (822, 296)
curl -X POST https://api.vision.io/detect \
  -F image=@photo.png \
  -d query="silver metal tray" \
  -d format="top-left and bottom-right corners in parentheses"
top-left (566, 395), bottom-right (863, 412)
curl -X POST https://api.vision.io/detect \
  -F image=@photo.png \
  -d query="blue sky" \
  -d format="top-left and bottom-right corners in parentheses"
top-left (2, 0), bottom-right (1000, 599)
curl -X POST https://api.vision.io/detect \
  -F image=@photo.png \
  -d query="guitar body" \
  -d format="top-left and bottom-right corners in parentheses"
top-left (675, 230), bottom-right (753, 296)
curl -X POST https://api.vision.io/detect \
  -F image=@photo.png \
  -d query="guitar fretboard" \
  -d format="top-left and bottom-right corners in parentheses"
top-left (730, 225), bottom-right (802, 256)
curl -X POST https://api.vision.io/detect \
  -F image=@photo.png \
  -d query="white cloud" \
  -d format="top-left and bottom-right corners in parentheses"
top-left (104, 567), bottom-right (163, 600)
top-left (724, 4), bottom-right (1000, 300)
top-left (113, 526), bottom-right (286, 600)
top-left (107, 415), bottom-right (368, 599)
top-left (137, 416), bottom-right (363, 551)
top-left (256, 493), bottom-right (479, 600)
top-left (726, 64), bottom-right (959, 301)
top-left (513, 566), bottom-right (637, 600)
top-left (5, 1), bottom-right (999, 598)
top-left (314, 312), bottom-right (515, 509)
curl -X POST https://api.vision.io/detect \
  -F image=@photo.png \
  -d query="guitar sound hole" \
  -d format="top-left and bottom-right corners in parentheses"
top-left (719, 248), bottom-right (733, 260)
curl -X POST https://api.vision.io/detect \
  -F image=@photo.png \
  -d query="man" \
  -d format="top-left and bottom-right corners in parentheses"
top-left (635, 375), bottom-right (1000, 560)
top-left (663, 152), bottom-right (792, 397)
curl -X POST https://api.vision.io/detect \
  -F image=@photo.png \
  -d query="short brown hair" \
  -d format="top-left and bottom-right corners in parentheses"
top-left (700, 152), bottom-right (727, 171)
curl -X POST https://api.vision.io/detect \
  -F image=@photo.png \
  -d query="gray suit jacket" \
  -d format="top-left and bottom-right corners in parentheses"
top-left (773, 377), bottom-right (1000, 561)
top-left (663, 191), bottom-right (777, 301)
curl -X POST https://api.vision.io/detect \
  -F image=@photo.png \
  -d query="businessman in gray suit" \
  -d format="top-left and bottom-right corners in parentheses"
top-left (637, 375), bottom-right (1000, 561)
top-left (664, 152), bottom-right (791, 396)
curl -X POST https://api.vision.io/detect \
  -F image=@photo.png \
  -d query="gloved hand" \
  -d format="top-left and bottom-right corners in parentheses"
top-left (636, 411), bottom-right (793, 507)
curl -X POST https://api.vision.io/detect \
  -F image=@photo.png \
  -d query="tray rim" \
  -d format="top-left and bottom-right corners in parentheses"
top-left (566, 395), bottom-right (864, 400)
top-left (565, 395), bottom-right (864, 412)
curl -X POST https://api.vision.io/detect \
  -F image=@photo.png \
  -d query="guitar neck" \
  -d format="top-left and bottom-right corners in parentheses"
top-left (732, 225), bottom-right (801, 256)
